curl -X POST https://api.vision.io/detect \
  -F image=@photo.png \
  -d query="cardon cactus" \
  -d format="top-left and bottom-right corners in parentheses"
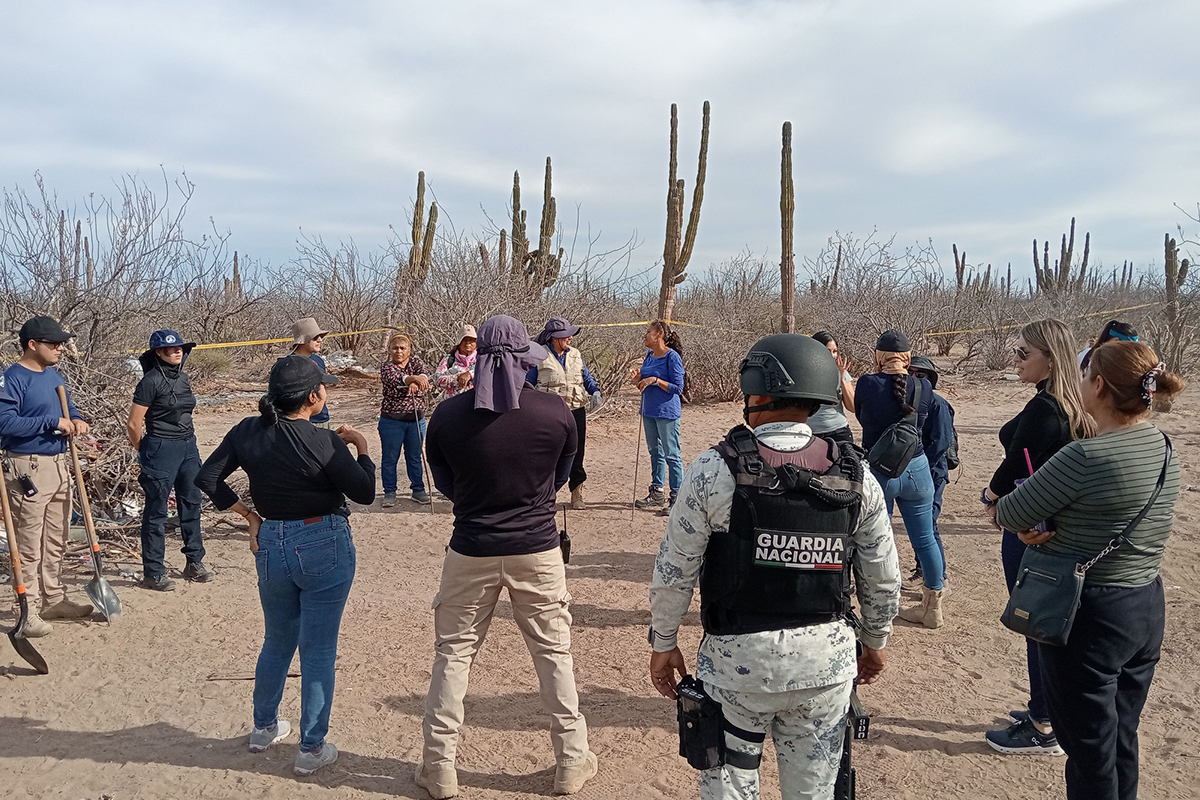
top-left (658, 101), bottom-right (709, 321)
top-left (395, 171), bottom-right (437, 302)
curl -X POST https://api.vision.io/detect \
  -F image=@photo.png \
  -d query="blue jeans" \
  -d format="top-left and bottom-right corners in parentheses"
top-left (643, 415), bottom-right (683, 495)
top-left (1002, 529), bottom-right (1049, 724)
top-left (872, 452), bottom-right (943, 591)
top-left (379, 416), bottom-right (426, 494)
top-left (137, 435), bottom-right (205, 580)
top-left (253, 515), bottom-right (356, 752)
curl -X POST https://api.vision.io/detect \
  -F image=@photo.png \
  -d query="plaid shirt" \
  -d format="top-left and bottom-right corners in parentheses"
top-left (380, 356), bottom-right (430, 418)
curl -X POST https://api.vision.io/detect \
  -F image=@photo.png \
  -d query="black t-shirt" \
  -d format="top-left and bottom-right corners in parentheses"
top-left (426, 386), bottom-right (577, 557)
top-left (133, 366), bottom-right (197, 439)
top-left (989, 382), bottom-right (1072, 497)
top-left (195, 416), bottom-right (376, 520)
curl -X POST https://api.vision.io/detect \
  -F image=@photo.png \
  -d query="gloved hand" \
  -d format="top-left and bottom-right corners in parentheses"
top-left (589, 391), bottom-right (602, 411)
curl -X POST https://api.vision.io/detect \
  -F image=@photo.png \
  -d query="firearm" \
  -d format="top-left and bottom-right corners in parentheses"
top-left (834, 689), bottom-right (869, 800)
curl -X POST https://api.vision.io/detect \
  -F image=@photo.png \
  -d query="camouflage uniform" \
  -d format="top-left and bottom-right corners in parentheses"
top-left (650, 421), bottom-right (900, 800)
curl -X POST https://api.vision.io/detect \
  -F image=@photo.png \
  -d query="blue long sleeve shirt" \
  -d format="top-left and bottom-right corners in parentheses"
top-left (0, 363), bottom-right (83, 455)
top-left (854, 373), bottom-right (934, 457)
top-left (924, 393), bottom-right (956, 485)
top-left (638, 349), bottom-right (685, 420)
top-left (524, 348), bottom-right (600, 395)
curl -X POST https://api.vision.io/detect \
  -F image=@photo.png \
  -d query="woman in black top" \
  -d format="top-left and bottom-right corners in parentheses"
top-left (196, 355), bottom-right (375, 776)
top-left (981, 318), bottom-right (1094, 756)
top-left (127, 329), bottom-right (210, 591)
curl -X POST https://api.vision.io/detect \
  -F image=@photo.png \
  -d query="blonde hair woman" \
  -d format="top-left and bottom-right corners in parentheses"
top-left (981, 317), bottom-right (1093, 755)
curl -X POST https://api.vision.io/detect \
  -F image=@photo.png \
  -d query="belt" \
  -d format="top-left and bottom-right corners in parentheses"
top-left (303, 517), bottom-right (323, 525)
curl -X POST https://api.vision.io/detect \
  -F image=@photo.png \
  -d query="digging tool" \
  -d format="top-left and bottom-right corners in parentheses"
top-left (0, 462), bottom-right (49, 674)
top-left (631, 393), bottom-right (644, 522)
top-left (56, 386), bottom-right (121, 622)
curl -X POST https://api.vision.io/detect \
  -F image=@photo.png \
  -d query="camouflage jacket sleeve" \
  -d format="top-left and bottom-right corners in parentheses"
top-left (851, 462), bottom-right (901, 650)
top-left (648, 448), bottom-right (731, 653)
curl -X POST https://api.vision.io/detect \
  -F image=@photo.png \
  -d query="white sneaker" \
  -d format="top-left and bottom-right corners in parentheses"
top-left (248, 720), bottom-right (291, 752)
top-left (294, 742), bottom-right (338, 775)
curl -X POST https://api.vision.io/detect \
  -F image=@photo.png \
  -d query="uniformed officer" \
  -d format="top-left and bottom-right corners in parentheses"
top-left (647, 334), bottom-right (901, 800)
top-left (127, 329), bottom-right (213, 590)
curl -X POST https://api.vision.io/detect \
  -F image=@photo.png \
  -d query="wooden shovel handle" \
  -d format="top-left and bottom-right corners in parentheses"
top-left (0, 459), bottom-right (29, 595)
top-left (55, 385), bottom-right (100, 553)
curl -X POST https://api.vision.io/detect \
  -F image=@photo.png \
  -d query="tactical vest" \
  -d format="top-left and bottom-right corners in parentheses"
top-left (699, 425), bottom-right (864, 636)
top-left (536, 348), bottom-right (587, 409)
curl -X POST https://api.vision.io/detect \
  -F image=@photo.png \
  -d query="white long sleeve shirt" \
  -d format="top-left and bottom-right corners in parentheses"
top-left (649, 421), bottom-right (900, 693)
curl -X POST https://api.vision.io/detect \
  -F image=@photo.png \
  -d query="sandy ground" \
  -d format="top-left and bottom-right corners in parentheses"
top-left (2, 373), bottom-right (1199, 800)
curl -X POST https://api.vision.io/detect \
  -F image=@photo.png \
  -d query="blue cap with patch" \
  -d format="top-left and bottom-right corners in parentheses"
top-left (148, 329), bottom-right (196, 351)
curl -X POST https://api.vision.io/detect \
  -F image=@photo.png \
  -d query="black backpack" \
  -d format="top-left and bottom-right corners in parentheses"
top-left (866, 378), bottom-right (923, 479)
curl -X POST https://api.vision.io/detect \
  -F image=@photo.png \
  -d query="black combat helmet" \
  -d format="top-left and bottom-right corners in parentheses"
top-left (740, 334), bottom-right (840, 408)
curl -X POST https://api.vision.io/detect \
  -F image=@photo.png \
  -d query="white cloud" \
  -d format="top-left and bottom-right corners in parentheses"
top-left (1, 0), bottom-right (1198, 283)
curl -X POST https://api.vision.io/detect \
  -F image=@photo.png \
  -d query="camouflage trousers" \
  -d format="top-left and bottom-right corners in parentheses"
top-left (700, 680), bottom-right (852, 800)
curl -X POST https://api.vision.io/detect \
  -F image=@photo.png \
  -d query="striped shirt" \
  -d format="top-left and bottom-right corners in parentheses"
top-left (996, 422), bottom-right (1179, 587)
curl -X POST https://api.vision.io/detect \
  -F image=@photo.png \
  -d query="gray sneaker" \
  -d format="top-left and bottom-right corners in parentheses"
top-left (411, 490), bottom-right (432, 505)
top-left (248, 720), bottom-right (291, 752)
top-left (294, 742), bottom-right (338, 775)
top-left (381, 492), bottom-right (397, 508)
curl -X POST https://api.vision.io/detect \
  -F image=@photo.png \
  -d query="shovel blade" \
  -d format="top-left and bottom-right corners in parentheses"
top-left (8, 630), bottom-right (48, 674)
top-left (86, 577), bottom-right (122, 621)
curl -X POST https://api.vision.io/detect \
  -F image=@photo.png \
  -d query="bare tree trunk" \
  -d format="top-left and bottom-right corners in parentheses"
top-left (780, 121), bottom-right (795, 333)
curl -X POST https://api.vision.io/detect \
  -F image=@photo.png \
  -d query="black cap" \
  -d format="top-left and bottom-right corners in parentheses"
top-left (20, 316), bottom-right (75, 344)
top-left (875, 329), bottom-right (911, 353)
top-left (269, 355), bottom-right (339, 396)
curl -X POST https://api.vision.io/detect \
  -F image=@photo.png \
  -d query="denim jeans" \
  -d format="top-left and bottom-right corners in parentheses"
top-left (379, 416), bottom-right (426, 494)
top-left (872, 452), bottom-right (943, 590)
top-left (1039, 577), bottom-right (1165, 800)
top-left (137, 435), bottom-right (205, 580)
top-left (1001, 529), bottom-right (1049, 724)
top-left (253, 515), bottom-right (356, 752)
top-left (643, 415), bottom-right (684, 494)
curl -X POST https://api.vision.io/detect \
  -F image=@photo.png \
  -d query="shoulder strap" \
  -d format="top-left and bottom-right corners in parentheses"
top-left (1079, 434), bottom-right (1172, 574)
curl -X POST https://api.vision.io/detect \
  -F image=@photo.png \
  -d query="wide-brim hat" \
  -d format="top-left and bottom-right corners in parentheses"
top-left (457, 324), bottom-right (478, 343)
top-left (535, 317), bottom-right (581, 347)
top-left (290, 317), bottom-right (330, 346)
top-left (148, 329), bottom-right (196, 352)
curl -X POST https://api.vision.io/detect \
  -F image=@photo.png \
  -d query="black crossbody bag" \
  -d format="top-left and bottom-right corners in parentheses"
top-left (867, 378), bottom-right (923, 479)
top-left (1001, 434), bottom-right (1172, 646)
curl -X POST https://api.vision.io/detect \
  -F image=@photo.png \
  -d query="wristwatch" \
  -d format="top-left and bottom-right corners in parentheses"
top-left (980, 487), bottom-right (997, 507)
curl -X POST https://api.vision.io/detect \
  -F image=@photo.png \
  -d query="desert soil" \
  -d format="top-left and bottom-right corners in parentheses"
top-left (1, 373), bottom-right (1198, 800)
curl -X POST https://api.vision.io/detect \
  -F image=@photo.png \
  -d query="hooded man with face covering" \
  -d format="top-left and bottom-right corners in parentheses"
top-left (417, 315), bottom-right (598, 799)
top-left (128, 329), bottom-right (213, 590)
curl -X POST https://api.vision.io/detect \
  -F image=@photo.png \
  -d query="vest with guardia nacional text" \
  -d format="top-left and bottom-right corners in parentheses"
top-left (699, 425), bottom-right (863, 636)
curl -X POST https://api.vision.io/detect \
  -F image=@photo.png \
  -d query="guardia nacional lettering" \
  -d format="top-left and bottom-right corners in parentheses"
top-left (754, 531), bottom-right (846, 570)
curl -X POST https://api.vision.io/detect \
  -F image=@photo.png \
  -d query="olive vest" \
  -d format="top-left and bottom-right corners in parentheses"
top-left (536, 348), bottom-right (587, 410)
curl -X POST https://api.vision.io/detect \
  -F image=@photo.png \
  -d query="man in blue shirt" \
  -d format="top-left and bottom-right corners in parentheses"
top-left (0, 316), bottom-right (93, 635)
top-left (289, 317), bottom-right (332, 428)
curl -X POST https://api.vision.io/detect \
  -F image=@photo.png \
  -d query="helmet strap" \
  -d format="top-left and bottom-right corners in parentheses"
top-left (743, 397), bottom-right (795, 423)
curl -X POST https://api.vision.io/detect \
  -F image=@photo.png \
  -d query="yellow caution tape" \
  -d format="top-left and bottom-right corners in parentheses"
top-left (189, 327), bottom-right (401, 351)
top-left (924, 303), bottom-right (1157, 338)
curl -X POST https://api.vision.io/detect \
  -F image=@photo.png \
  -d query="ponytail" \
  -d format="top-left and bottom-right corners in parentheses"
top-left (891, 373), bottom-right (915, 414)
top-left (651, 320), bottom-right (689, 400)
top-left (259, 387), bottom-right (313, 426)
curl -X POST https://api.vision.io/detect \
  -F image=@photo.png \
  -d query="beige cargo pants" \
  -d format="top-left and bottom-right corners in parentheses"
top-left (422, 545), bottom-right (590, 770)
top-left (6, 452), bottom-right (73, 608)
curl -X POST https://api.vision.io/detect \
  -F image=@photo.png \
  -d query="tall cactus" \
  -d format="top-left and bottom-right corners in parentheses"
top-left (953, 244), bottom-right (966, 292)
top-left (509, 171), bottom-right (528, 280)
top-left (394, 171), bottom-right (437, 303)
top-left (1032, 218), bottom-right (1090, 294)
top-left (1162, 234), bottom-right (1191, 381)
top-left (658, 101), bottom-right (710, 321)
top-left (530, 157), bottom-right (563, 290)
top-left (780, 121), bottom-right (795, 333)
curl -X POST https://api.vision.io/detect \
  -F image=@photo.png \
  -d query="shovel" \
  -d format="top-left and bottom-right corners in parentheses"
top-left (0, 463), bottom-right (49, 673)
top-left (56, 386), bottom-right (121, 622)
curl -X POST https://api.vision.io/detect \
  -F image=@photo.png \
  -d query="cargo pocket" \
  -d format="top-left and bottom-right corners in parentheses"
top-left (295, 536), bottom-right (338, 577)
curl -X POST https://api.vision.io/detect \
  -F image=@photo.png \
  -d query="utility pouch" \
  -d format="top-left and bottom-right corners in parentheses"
top-left (677, 676), bottom-right (723, 770)
top-left (559, 531), bottom-right (571, 564)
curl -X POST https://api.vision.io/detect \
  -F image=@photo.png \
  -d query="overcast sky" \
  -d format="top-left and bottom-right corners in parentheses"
top-left (3, 0), bottom-right (1199, 284)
